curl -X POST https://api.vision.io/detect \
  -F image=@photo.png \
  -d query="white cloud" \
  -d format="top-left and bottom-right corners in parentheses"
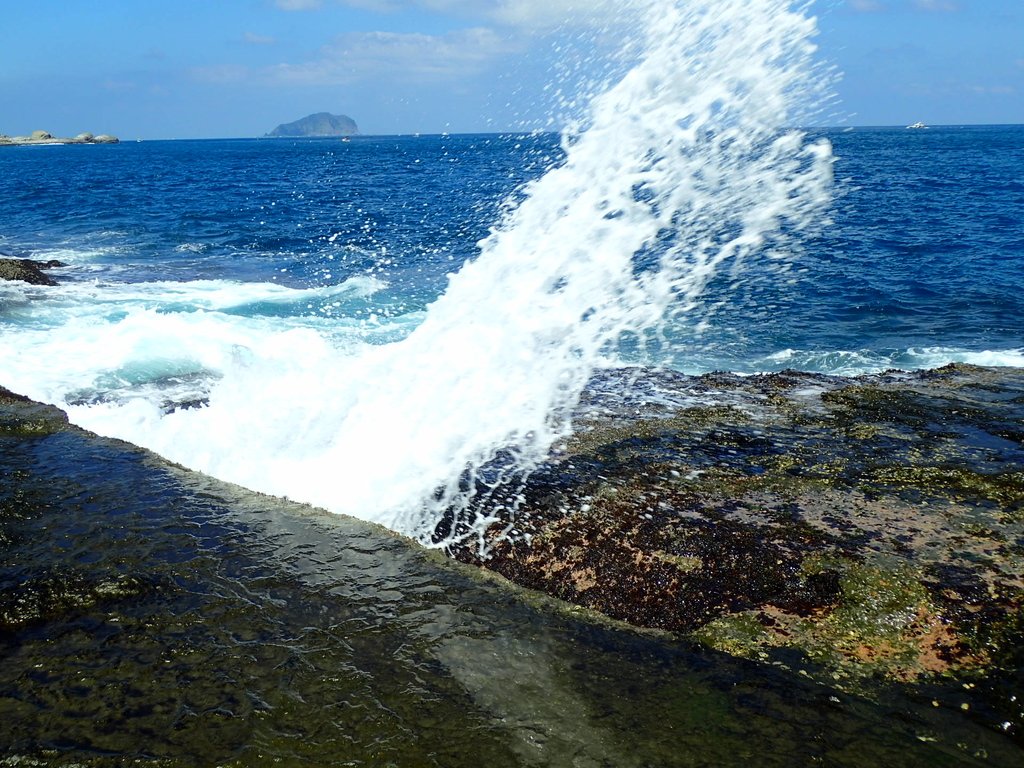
top-left (848, 0), bottom-right (885, 11)
top-left (275, 0), bottom-right (323, 10)
top-left (490, 0), bottom-right (615, 29)
top-left (244, 32), bottom-right (277, 45)
top-left (266, 27), bottom-right (519, 86)
top-left (278, 0), bottom-right (615, 29)
top-left (422, 0), bottom-right (614, 29)
top-left (253, 0), bottom-right (624, 102)
top-left (912, 0), bottom-right (957, 11)
top-left (337, 0), bottom-right (401, 10)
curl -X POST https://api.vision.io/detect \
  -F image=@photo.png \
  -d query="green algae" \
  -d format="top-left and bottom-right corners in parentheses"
top-left (654, 551), bottom-right (704, 573)
top-left (0, 571), bottom-right (155, 629)
top-left (694, 612), bottom-right (771, 660)
top-left (864, 466), bottom-right (1024, 516)
top-left (0, 389), bottom-right (69, 437)
top-left (694, 556), bottom-right (983, 684)
top-left (563, 405), bottom-right (751, 459)
top-left (811, 560), bottom-right (935, 667)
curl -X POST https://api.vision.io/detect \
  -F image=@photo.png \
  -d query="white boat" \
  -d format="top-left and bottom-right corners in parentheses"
top-left (906, 121), bottom-right (928, 129)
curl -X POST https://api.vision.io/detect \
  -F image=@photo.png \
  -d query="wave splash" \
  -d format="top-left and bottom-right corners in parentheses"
top-left (72, 0), bottom-right (834, 548)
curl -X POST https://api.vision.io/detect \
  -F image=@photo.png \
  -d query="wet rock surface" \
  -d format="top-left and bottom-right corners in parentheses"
top-left (452, 364), bottom-right (1024, 740)
top-left (8, 385), bottom-right (1021, 765)
top-left (0, 258), bottom-right (66, 286)
top-left (0, 386), bottom-right (70, 436)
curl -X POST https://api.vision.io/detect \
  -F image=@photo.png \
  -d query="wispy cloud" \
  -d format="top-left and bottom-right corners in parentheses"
top-left (847, 0), bottom-right (886, 11)
top-left (244, 32), bottom-right (276, 45)
top-left (275, 0), bottom-right (323, 9)
top-left (335, 0), bottom-right (401, 10)
top-left (240, 0), bottom-right (619, 100)
top-left (912, 0), bottom-right (957, 11)
top-left (275, 0), bottom-right (615, 29)
top-left (266, 27), bottom-right (519, 86)
top-left (427, 0), bottom-right (614, 29)
top-left (492, 0), bottom-right (615, 29)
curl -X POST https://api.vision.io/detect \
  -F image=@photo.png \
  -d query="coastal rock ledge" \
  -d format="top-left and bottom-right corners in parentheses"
top-left (0, 130), bottom-right (118, 146)
top-left (451, 363), bottom-right (1024, 741)
top-left (0, 364), bottom-right (1020, 748)
top-left (0, 258), bottom-right (66, 286)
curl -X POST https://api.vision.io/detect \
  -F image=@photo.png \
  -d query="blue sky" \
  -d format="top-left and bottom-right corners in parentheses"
top-left (1, 0), bottom-right (1021, 139)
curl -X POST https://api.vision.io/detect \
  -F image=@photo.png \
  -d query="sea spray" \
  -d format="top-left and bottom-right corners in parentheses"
top-left (64, 0), bottom-right (833, 548)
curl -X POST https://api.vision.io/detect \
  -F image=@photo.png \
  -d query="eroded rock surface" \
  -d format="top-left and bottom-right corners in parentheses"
top-left (0, 258), bottom-right (66, 286)
top-left (452, 364), bottom-right (1024, 737)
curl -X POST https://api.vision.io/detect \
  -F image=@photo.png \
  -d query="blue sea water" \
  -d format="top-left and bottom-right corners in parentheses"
top-left (3, 126), bottom-right (1022, 374)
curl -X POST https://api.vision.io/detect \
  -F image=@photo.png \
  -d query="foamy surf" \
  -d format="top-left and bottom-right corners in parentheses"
top-left (764, 347), bottom-right (1024, 376)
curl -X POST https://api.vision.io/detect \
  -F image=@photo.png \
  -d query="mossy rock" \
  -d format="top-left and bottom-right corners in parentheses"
top-left (0, 388), bottom-right (69, 436)
top-left (696, 557), bottom-right (986, 684)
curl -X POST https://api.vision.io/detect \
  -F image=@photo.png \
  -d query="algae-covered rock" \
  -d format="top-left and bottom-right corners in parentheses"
top-left (0, 258), bottom-right (61, 286)
top-left (0, 387), bottom-right (69, 436)
top-left (0, 570), bottom-right (154, 629)
top-left (452, 364), bottom-right (1024, 739)
top-left (5, 384), bottom-right (1019, 766)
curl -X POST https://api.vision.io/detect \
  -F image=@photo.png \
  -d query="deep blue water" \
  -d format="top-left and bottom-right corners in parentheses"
top-left (694, 124), bottom-right (1024, 371)
top-left (2, 126), bottom-right (1022, 376)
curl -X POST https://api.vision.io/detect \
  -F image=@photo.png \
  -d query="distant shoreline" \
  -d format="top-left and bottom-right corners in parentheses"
top-left (4, 124), bottom-right (1022, 145)
top-left (0, 130), bottom-right (118, 147)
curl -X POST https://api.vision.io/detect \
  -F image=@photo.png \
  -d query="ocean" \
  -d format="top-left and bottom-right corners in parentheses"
top-left (1, 1), bottom-right (1022, 547)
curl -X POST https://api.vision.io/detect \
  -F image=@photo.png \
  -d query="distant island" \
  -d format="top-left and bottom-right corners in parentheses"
top-left (266, 113), bottom-right (359, 138)
top-left (0, 130), bottom-right (119, 146)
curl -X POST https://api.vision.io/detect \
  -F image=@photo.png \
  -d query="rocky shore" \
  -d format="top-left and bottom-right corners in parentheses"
top-left (1, 363), bottom-right (1021, 749)
top-left (449, 364), bottom-right (1024, 740)
top-left (0, 257), bottom-right (66, 286)
top-left (5, 381), bottom-right (1022, 765)
top-left (0, 130), bottom-right (118, 146)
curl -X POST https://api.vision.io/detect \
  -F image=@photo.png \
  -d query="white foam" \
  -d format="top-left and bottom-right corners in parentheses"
top-left (28, 245), bottom-right (129, 263)
top-left (3, 276), bottom-right (384, 322)
top-left (0, 276), bottom-right (396, 407)
top-left (761, 347), bottom-right (1024, 376)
